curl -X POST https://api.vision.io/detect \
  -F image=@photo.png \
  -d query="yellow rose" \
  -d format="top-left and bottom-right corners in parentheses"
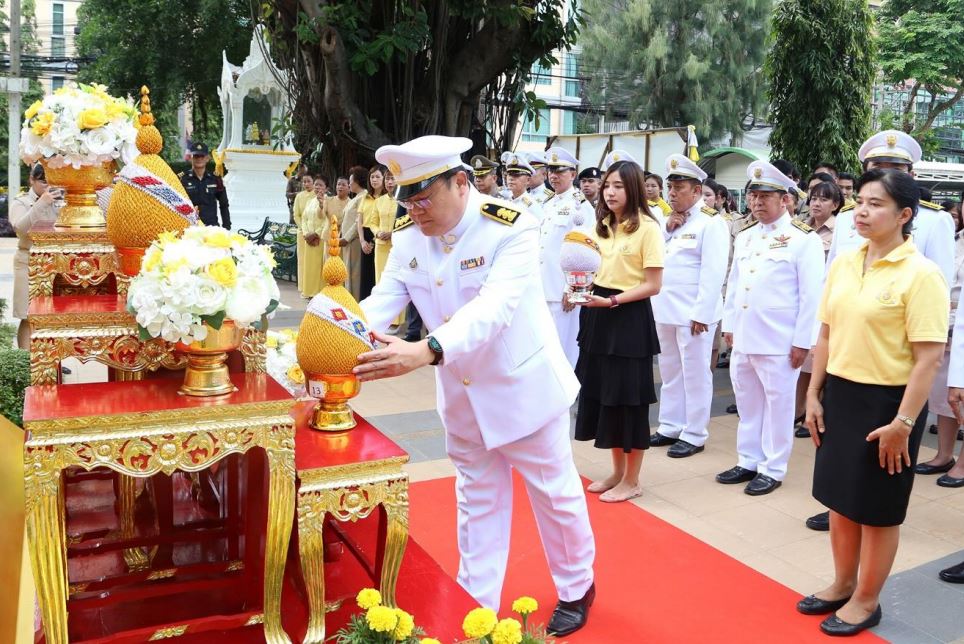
top-left (393, 609), bottom-right (415, 641)
top-left (205, 228), bottom-right (233, 248)
top-left (265, 334), bottom-right (279, 349)
top-left (356, 587), bottom-right (382, 609)
top-left (511, 596), bottom-right (538, 615)
top-left (142, 248), bottom-right (162, 273)
top-left (365, 605), bottom-right (398, 633)
top-left (206, 257), bottom-right (238, 287)
top-left (24, 100), bottom-right (43, 120)
top-left (105, 101), bottom-right (128, 121)
top-left (230, 233), bottom-right (247, 247)
top-left (76, 108), bottom-right (108, 130)
top-left (162, 258), bottom-right (188, 277)
top-left (30, 112), bottom-right (55, 137)
top-left (462, 608), bottom-right (497, 639)
top-left (286, 364), bottom-right (305, 385)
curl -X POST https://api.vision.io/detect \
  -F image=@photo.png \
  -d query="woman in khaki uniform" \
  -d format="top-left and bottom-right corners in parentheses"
top-left (340, 166), bottom-right (369, 301)
top-left (10, 164), bottom-right (58, 348)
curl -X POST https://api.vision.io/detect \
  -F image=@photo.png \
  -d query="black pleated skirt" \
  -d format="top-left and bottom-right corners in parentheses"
top-left (812, 374), bottom-right (926, 527)
top-left (574, 286), bottom-right (660, 453)
top-left (359, 227), bottom-right (376, 300)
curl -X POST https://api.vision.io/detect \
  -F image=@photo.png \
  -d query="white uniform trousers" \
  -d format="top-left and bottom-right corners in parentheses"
top-left (654, 322), bottom-right (717, 446)
top-left (547, 301), bottom-right (580, 368)
top-left (730, 350), bottom-right (799, 480)
top-left (446, 412), bottom-right (595, 610)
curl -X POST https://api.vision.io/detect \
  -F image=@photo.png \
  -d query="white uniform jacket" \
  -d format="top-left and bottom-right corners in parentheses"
top-left (722, 212), bottom-right (825, 355)
top-left (538, 187), bottom-right (595, 302)
top-left (360, 188), bottom-right (579, 450)
top-left (828, 200), bottom-right (955, 287)
top-left (652, 199), bottom-right (729, 326)
top-left (510, 192), bottom-right (543, 222)
top-left (530, 184), bottom-right (555, 204)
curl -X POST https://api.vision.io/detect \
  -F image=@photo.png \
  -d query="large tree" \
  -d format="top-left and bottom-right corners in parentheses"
top-left (877, 0), bottom-right (964, 142)
top-left (258, 1), bottom-right (581, 173)
top-left (579, 0), bottom-right (771, 145)
top-left (75, 0), bottom-right (253, 163)
top-left (766, 0), bottom-right (876, 174)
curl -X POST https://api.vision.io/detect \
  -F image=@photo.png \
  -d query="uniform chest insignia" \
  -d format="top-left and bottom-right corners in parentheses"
top-left (920, 199), bottom-right (943, 211)
top-left (394, 214), bottom-right (414, 231)
top-left (409, 257), bottom-right (418, 270)
top-left (460, 256), bottom-right (485, 271)
top-left (521, 195), bottom-right (533, 206)
top-left (481, 202), bottom-right (521, 225)
top-left (791, 219), bottom-right (814, 233)
top-left (769, 234), bottom-right (791, 249)
top-left (701, 205), bottom-right (718, 216)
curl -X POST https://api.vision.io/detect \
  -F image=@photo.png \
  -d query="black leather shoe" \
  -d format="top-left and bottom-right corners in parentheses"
top-left (806, 511), bottom-right (830, 531)
top-left (796, 594), bottom-right (852, 615)
top-left (819, 605), bottom-right (882, 636)
top-left (937, 474), bottom-right (964, 488)
top-left (716, 466), bottom-right (756, 484)
top-left (726, 403), bottom-right (738, 414)
top-left (649, 433), bottom-right (678, 447)
top-left (667, 440), bottom-right (704, 458)
top-left (939, 561), bottom-right (964, 583)
top-left (546, 583), bottom-right (595, 637)
top-left (745, 473), bottom-right (781, 496)
top-left (795, 425), bottom-right (811, 438)
top-left (61, 366), bottom-right (72, 375)
top-left (929, 423), bottom-right (938, 434)
top-left (914, 459), bottom-right (955, 475)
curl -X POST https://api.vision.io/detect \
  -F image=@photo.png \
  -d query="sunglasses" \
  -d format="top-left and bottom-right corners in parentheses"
top-left (398, 179), bottom-right (449, 211)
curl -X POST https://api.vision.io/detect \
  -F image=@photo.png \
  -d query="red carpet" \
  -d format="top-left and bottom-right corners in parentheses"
top-left (410, 474), bottom-right (885, 643)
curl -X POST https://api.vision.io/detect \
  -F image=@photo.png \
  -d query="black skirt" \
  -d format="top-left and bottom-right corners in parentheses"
top-left (574, 286), bottom-right (660, 453)
top-left (359, 227), bottom-right (376, 300)
top-left (812, 374), bottom-right (926, 527)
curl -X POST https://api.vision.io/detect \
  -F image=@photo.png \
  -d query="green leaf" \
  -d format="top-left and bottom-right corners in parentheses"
top-left (201, 311), bottom-right (226, 330)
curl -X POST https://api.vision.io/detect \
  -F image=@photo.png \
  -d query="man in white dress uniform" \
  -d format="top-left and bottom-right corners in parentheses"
top-left (716, 160), bottom-right (825, 496)
top-left (354, 136), bottom-right (596, 636)
top-left (500, 151), bottom-right (544, 221)
top-left (649, 155), bottom-right (728, 457)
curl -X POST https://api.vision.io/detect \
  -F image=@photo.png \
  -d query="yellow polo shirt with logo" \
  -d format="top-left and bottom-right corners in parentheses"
top-left (820, 238), bottom-right (949, 385)
top-left (591, 213), bottom-right (664, 291)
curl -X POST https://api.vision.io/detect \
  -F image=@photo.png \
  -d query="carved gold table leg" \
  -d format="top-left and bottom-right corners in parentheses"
top-left (118, 475), bottom-right (150, 572)
top-left (297, 496), bottom-right (327, 644)
top-left (25, 464), bottom-right (69, 644)
top-left (379, 477), bottom-right (410, 608)
top-left (263, 435), bottom-right (296, 644)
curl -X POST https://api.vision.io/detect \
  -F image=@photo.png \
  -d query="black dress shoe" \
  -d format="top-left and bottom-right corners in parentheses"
top-left (745, 473), bottom-right (782, 496)
top-left (667, 440), bottom-right (704, 458)
top-left (716, 465), bottom-right (756, 484)
top-left (546, 583), bottom-right (595, 637)
top-left (939, 561), bottom-right (964, 583)
top-left (806, 511), bottom-right (830, 531)
top-left (649, 433), bottom-right (678, 447)
top-left (937, 474), bottom-right (964, 488)
top-left (61, 366), bottom-right (72, 375)
top-left (929, 423), bottom-right (938, 434)
top-left (914, 459), bottom-right (955, 475)
top-left (726, 403), bottom-right (738, 414)
top-left (795, 425), bottom-right (811, 438)
top-left (796, 594), bottom-right (852, 615)
top-left (819, 605), bottom-right (882, 636)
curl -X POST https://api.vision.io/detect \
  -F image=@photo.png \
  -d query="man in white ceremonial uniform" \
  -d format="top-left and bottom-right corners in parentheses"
top-left (540, 147), bottom-right (595, 367)
top-left (354, 136), bottom-right (596, 636)
top-left (716, 160), bottom-right (825, 495)
top-left (805, 129), bottom-right (957, 532)
top-left (940, 304), bottom-right (964, 583)
top-left (649, 155), bottom-right (728, 457)
top-left (500, 151), bottom-right (544, 221)
top-left (526, 152), bottom-right (555, 204)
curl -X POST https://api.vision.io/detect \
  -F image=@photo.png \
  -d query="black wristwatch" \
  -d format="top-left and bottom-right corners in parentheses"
top-left (426, 335), bottom-right (444, 366)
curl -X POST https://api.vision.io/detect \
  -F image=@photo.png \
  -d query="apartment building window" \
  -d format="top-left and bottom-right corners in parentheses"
top-left (531, 61), bottom-right (551, 86)
top-left (521, 108), bottom-right (550, 143)
top-left (52, 3), bottom-right (65, 57)
top-left (52, 76), bottom-right (64, 90)
top-left (564, 54), bottom-right (580, 98)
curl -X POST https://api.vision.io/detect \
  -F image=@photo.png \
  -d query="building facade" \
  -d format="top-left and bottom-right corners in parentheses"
top-left (33, 0), bottom-right (84, 93)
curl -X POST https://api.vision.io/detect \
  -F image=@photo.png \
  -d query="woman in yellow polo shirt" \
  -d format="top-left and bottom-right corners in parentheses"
top-left (369, 171), bottom-right (404, 327)
top-left (801, 169), bottom-right (948, 636)
top-left (574, 160), bottom-right (664, 503)
top-left (356, 166), bottom-right (387, 299)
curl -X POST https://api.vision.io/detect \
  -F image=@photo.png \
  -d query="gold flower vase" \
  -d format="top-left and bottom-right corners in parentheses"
top-left (42, 160), bottom-right (116, 229)
top-left (305, 373), bottom-right (361, 431)
top-left (176, 320), bottom-right (242, 397)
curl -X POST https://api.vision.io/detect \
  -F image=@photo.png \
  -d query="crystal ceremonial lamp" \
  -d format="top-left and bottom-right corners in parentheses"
top-left (296, 216), bottom-right (377, 431)
top-left (560, 231), bottom-right (602, 304)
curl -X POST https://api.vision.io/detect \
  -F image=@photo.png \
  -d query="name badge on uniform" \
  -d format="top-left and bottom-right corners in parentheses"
top-left (679, 233), bottom-right (697, 240)
top-left (769, 234), bottom-right (791, 249)
top-left (460, 256), bottom-right (485, 271)
top-left (409, 257), bottom-right (418, 270)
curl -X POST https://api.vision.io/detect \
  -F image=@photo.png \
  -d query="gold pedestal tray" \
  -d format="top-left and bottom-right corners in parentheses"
top-left (28, 221), bottom-right (128, 299)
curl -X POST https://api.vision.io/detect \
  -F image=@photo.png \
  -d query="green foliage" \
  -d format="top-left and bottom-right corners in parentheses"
top-left (332, 613), bottom-right (424, 644)
top-left (0, 0), bottom-right (42, 55)
top-left (877, 0), bottom-right (964, 144)
top-left (0, 349), bottom-right (29, 427)
top-left (766, 0), bottom-right (876, 174)
top-left (580, 0), bottom-right (771, 143)
top-left (75, 0), bottom-right (253, 163)
top-left (0, 79), bottom-right (45, 186)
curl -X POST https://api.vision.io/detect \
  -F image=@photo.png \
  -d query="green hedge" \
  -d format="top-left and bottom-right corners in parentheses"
top-left (0, 349), bottom-right (30, 427)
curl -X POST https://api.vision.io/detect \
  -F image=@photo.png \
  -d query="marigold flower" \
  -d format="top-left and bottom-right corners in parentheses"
top-left (365, 605), bottom-right (398, 633)
top-left (393, 608), bottom-right (415, 640)
top-left (492, 618), bottom-right (523, 644)
top-left (462, 607), bottom-right (498, 639)
top-left (356, 587), bottom-right (382, 610)
top-left (511, 596), bottom-right (538, 615)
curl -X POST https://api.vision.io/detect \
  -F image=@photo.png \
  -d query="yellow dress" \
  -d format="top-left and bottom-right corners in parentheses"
top-left (292, 189), bottom-right (314, 293)
top-left (300, 196), bottom-right (325, 297)
top-left (369, 193), bottom-right (404, 324)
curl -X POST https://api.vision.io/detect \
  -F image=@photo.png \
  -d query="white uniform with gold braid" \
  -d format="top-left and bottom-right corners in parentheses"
top-left (362, 136), bottom-right (595, 611)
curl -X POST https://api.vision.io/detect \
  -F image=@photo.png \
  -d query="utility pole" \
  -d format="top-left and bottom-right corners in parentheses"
top-left (6, 0), bottom-right (25, 196)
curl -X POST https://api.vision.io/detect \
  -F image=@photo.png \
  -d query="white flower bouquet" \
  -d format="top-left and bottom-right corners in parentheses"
top-left (20, 82), bottom-right (138, 169)
top-left (127, 226), bottom-right (281, 345)
top-left (265, 329), bottom-right (308, 397)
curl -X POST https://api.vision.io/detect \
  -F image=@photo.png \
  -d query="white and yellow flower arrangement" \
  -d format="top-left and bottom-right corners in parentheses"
top-left (265, 328), bottom-right (307, 396)
top-left (20, 82), bottom-right (137, 169)
top-left (127, 225), bottom-right (280, 345)
top-left (333, 588), bottom-right (426, 644)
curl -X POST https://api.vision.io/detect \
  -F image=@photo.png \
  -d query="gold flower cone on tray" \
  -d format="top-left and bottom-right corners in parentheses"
top-left (176, 320), bottom-right (243, 397)
top-left (107, 86), bottom-right (197, 275)
top-left (43, 159), bottom-right (116, 229)
top-left (296, 217), bottom-right (373, 431)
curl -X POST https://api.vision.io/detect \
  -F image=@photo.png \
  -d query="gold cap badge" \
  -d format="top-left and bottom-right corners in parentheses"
top-left (551, 153), bottom-right (558, 162)
top-left (474, 158), bottom-right (482, 169)
top-left (670, 159), bottom-right (679, 169)
top-left (886, 134), bottom-right (897, 147)
top-left (754, 167), bottom-right (763, 179)
top-left (613, 153), bottom-right (621, 161)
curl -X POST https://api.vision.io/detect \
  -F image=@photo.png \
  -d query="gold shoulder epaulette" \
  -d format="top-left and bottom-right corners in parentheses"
top-left (839, 203), bottom-right (855, 213)
top-left (791, 219), bottom-right (814, 233)
top-left (394, 214), bottom-right (414, 231)
top-left (481, 202), bottom-right (521, 226)
top-left (701, 205), bottom-right (718, 216)
top-left (740, 219), bottom-right (759, 232)
top-left (574, 191), bottom-right (587, 203)
top-left (920, 199), bottom-right (943, 211)
top-left (542, 186), bottom-right (554, 197)
top-left (521, 195), bottom-right (533, 206)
